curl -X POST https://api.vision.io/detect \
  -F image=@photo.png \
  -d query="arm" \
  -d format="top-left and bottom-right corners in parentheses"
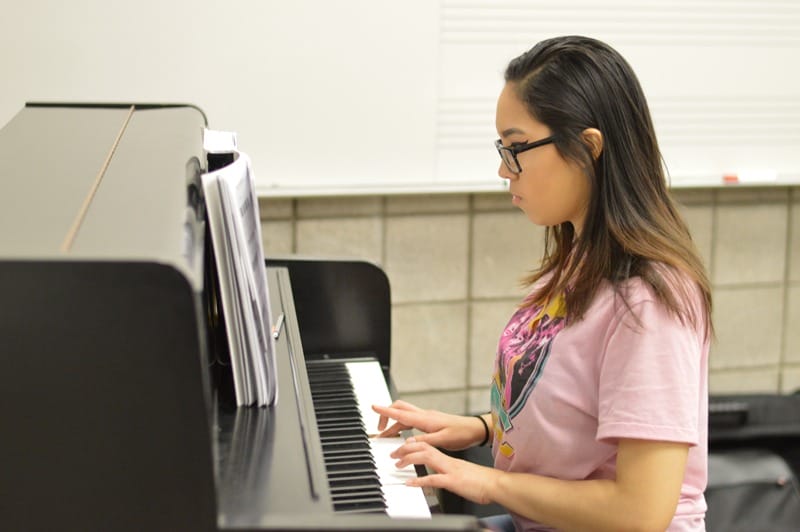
top-left (372, 400), bottom-right (488, 451)
top-left (393, 437), bottom-right (689, 532)
top-left (490, 438), bottom-right (689, 532)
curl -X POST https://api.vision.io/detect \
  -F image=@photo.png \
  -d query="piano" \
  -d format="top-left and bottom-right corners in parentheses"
top-left (0, 103), bottom-right (481, 531)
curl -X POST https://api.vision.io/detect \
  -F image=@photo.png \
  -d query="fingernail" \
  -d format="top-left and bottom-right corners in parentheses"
top-left (406, 436), bottom-right (416, 443)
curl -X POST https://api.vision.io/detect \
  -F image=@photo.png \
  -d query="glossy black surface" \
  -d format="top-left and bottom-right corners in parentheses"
top-left (215, 268), bottom-right (331, 526)
top-left (0, 105), bottom-right (481, 531)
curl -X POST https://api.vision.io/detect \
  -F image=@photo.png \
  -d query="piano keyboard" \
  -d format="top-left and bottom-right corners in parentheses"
top-left (306, 359), bottom-right (432, 519)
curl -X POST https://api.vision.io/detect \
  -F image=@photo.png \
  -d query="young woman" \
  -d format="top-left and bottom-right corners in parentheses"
top-left (373, 36), bottom-right (712, 532)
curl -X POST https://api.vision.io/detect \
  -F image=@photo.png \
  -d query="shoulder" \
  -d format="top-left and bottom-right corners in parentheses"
top-left (612, 262), bottom-right (708, 335)
top-left (612, 261), bottom-right (699, 301)
top-left (577, 263), bottom-right (702, 322)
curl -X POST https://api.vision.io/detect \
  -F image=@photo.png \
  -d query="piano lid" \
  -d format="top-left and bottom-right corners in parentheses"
top-left (0, 103), bottom-right (207, 288)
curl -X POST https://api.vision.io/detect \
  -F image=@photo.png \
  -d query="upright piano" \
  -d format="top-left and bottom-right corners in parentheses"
top-left (0, 104), bottom-right (481, 531)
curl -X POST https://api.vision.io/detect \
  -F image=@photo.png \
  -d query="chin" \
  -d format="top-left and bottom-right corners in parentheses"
top-left (523, 211), bottom-right (551, 227)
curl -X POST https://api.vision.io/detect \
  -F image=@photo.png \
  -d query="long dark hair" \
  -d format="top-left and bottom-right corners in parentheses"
top-left (506, 35), bottom-right (712, 335)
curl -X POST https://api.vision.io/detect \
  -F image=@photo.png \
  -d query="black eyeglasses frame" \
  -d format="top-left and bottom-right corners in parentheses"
top-left (494, 135), bottom-right (556, 174)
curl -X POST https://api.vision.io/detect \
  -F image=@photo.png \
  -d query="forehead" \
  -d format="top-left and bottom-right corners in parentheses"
top-left (495, 83), bottom-right (544, 136)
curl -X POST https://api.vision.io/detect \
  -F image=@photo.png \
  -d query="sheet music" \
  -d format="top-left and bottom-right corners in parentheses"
top-left (202, 130), bottom-right (278, 407)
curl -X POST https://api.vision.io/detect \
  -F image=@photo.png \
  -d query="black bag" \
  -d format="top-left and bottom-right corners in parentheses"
top-left (706, 449), bottom-right (800, 531)
top-left (706, 394), bottom-right (800, 531)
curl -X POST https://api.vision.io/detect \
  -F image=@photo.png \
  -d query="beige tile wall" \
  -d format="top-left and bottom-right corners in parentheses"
top-left (259, 186), bottom-right (800, 414)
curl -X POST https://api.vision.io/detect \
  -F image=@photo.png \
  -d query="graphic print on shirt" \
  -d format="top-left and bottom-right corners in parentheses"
top-left (491, 293), bottom-right (567, 457)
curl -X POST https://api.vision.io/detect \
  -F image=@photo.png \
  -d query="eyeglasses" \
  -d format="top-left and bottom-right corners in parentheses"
top-left (495, 136), bottom-right (556, 174)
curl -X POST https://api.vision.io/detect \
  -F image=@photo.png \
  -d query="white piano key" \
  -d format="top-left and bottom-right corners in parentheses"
top-left (345, 361), bottom-right (432, 518)
top-left (345, 360), bottom-right (392, 434)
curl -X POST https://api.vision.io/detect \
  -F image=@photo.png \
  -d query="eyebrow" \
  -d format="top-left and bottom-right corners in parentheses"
top-left (500, 127), bottom-right (527, 138)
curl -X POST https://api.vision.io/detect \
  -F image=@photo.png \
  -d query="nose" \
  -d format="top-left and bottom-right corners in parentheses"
top-left (498, 161), bottom-right (516, 181)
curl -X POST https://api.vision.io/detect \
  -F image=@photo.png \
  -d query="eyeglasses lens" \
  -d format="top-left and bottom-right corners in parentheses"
top-left (501, 151), bottom-right (520, 173)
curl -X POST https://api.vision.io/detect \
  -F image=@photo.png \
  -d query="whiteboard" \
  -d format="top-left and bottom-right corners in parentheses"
top-left (2, 0), bottom-right (799, 196)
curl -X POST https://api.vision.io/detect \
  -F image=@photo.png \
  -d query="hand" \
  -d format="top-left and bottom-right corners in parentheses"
top-left (391, 437), bottom-right (501, 505)
top-left (371, 400), bottom-right (486, 451)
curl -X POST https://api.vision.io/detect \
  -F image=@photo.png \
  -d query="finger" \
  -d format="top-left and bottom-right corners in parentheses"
top-left (371, 407), bottom-right (409, 436)
top-left (373, 406), bottom-right (429, 434)
top-left (387, 399), bottom-right (422, 413)
top-left (373, 401), bottom-right (423, 426)
top-left (376, 411), bottom-right (390, 432)
top-left (372, 403), bottom-right (410, 432)
top-left (393, 441), bottom-right (453, 473)
top-left (391, 440), bottom-right (440, 465)
top-left (375, 421), bottom-right (407, 438)
top-left (402, 430), bottom-right (448, 449)
top-left (395, 448), bottom-right (439, 470)
top-left (372, 404), bottom-right (390, 431)
top-left (406, 472), bottom-right (449, 490)
top-left (373, 400), bottom-right (420, 416)
top-left (388, 437), bottom-right (423, 459)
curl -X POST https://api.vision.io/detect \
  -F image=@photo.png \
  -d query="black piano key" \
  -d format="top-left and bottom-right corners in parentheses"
top-left (306, 360), bottom-right (397, 515)
top-left (316, 419), bottom-right (364, 429)
top-left (317, 416), bottom-right (362, 426)
top-left (306, 363), bottom-right (349, 372)
top-left (314, 404), bottom-right (360, 414)
top-left (324, 452), bottom-right (372, 463)
top-left (334, 508), bottom-right (386, 515)
top-left (331, 488), bottom-right (386, 505)
top-left (323, 448), bottom-right (373, 460)
top-left (311, 392), bottom-right (356, 402)
top-left (326, 463), bottom-right (378, 474)
top-left (310, 383), bottom-right (356, 393)
top-left (325, 460), bottom-right (376, 473)
top-left (318, 426), bottom-right (366, 435)
top-left (328, 486), bottom-right (384, 504)
top-left (333, 497), bottom-right (387, 513)
top-left (322, 444), bottom-right (371, 457)
top-left (322, 452), bottom-right (371, 464)
top-left (316, 408), bottom-right (361, 418)
top-left (318, 426), bottom-right (364, 436)
top-left (307, 373), bottom-right (350, 383)
top-left (321, 434), bottom-right (368, 444)
top-left (324, 459), bottom-right (376, 471)
top-left (324, 471), bottom-right (381, 487)
top-left (329, 480), bottom-right (382, 493)
top-left (310, 385), bottom-right (355, 395)
top-left (319, 432), bottom-right (366, 449)
top-left (322, 431), bottom-right (368, 440)
top-left (313, 401), bottom-right (360, 411)
top-left (315, 410), bottom-right (362, 420)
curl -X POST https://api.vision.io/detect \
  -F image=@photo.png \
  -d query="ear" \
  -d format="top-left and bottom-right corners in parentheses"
top-left (581, 128), bottom-right (603, 160)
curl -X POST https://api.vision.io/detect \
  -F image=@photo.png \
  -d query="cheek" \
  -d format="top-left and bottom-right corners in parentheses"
top-left (520, 176), bottom-right (558, 224)
top-left (520, 167), bottom-right (561, 222)
top-left (521, 160), bottom-right (586, 226)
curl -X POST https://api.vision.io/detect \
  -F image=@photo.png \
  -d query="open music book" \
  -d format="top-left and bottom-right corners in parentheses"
top-left (202, 129), bottom-right (278, 407)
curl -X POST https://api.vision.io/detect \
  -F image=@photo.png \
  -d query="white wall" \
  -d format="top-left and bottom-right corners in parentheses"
top-left (3, 0), bottom-right (799, 195)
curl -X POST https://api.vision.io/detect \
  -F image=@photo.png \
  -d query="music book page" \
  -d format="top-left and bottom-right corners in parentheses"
top-left (202, 130), bottom-right (278, 407)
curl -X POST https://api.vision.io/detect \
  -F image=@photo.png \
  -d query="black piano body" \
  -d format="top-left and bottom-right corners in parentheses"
top-left (0, 104), bottom-right (480, 531)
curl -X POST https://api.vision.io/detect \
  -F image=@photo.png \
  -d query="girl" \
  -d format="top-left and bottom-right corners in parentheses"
top-left (373, 36), bottom-right (712, 532)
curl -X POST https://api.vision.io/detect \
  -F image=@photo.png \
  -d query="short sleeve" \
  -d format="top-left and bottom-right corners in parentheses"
top-left (596, 297), bottom-right (704, 446)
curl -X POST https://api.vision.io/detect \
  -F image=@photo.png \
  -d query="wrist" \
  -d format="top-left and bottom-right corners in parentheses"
top-left (473, 414), bottom-right (490, 447)
top-left (480, 466), bottom-right (505, 506)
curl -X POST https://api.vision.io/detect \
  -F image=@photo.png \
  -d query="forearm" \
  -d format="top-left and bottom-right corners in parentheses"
top-left (487, 472), bottom-right (671, 532)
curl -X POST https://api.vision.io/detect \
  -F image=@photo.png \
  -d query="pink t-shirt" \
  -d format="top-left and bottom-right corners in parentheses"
top-left (490, 273), bottom-right (709, 531)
